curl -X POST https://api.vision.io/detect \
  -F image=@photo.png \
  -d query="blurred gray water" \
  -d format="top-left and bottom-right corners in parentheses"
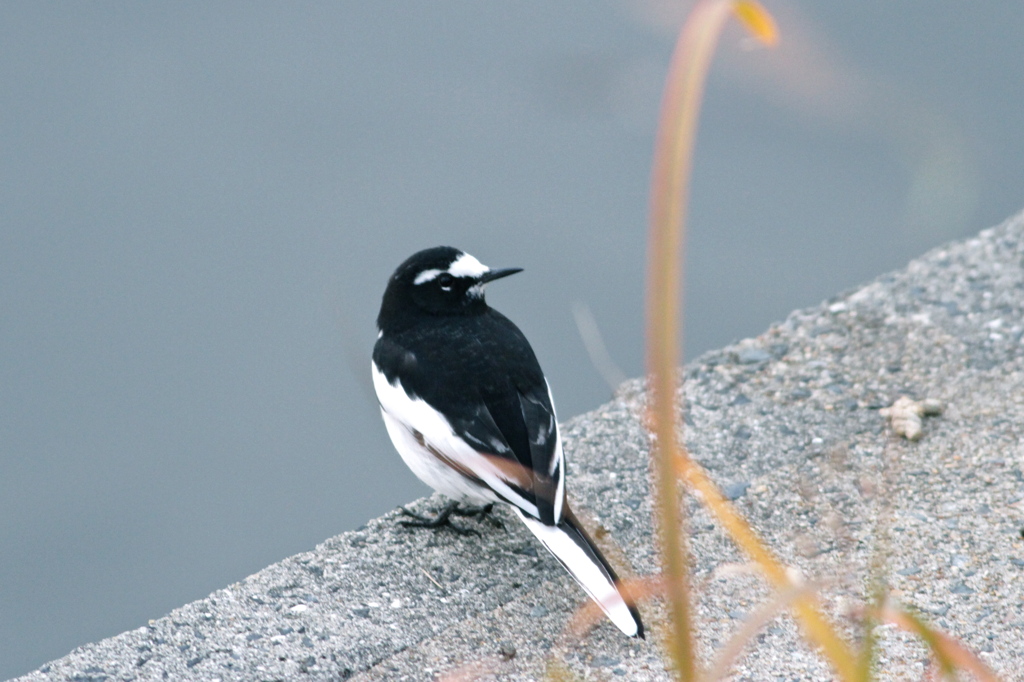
top-left (1, 2), bottom-right (1021, 678)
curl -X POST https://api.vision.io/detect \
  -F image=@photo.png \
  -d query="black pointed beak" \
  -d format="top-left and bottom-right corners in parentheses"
top-left (479, 267), bottom-right (523, 284)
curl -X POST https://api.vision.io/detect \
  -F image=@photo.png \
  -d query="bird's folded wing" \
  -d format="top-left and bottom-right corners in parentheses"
top-left (447, 385), bottom-right (564, 525)
top-left (516, 382), bottom-right (564, 524)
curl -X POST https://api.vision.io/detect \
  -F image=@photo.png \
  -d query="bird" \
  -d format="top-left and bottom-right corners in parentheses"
top-left (371, 246), bottom-right (644, 639)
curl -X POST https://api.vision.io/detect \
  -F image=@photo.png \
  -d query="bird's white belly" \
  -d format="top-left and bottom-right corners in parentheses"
top-left (379, 408), bottom-right (492, 504)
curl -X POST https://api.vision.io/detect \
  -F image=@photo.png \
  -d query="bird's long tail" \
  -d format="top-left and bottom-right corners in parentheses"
top-left (514, 507), bottom-right (644, 638)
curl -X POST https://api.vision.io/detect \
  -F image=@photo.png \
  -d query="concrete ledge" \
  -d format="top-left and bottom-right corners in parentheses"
top-left (14, 213), bottom-right (1024, 681)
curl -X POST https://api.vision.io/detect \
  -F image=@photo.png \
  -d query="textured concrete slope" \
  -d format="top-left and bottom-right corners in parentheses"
top-left (13, 212), bottom-right (1024, 681)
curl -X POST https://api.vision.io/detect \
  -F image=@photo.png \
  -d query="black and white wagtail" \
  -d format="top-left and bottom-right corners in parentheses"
top-left (372, 246), bottom-right (644, 638)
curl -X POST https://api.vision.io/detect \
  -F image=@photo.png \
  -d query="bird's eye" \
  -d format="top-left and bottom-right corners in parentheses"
top-left (437, 273), bottom-right (455, 290)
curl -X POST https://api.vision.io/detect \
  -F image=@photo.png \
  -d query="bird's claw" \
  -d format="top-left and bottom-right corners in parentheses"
top-left (450, 503), bottom-right (504, 529)
top-left (398, 501), bottom-right (482, 536)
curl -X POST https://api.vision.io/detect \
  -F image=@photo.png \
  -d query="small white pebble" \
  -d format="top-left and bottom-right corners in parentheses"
top-left (881, 396), bottom-right (943, 441)
top-left (910, 312), bottom-right (932, 325)
top-left (390, 598), bottom-right (402, 608)
top-left (785, 566), bottom-right (804, 586)
top-left (289, 604), bottom-right (308, 613)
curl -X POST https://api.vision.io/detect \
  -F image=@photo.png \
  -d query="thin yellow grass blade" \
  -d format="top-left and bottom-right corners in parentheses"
top-left (673, 452), bottom-right (860, 680)
top-left (436, 656), bottom-right (501, 682)
top-left (733, 1), bottom-right (778, 46)
top-left (705, 580), bottom-right (826, 681)
top-left (646, 1), bottom-right (775, 678)
top-left (880, 605), bottom-right (1002, 682)
top-left (854, 586), bottom-right (881, 682)
top-left (545, 658), bottom-right (585, 682)
top-left (559, 575), bottom-right (665, 644)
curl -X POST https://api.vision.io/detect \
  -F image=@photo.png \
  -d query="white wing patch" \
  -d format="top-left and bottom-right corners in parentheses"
top-left (447, 252), bottom-right (489, 278)
top-left (372, 361), bottom-right (539, 517)
top-left (544, 379), bottom-right (565, 523)
top-left (544, 380), bottom-right (562, 476)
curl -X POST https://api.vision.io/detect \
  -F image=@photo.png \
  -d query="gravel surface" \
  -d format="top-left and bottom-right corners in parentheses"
top-left (12, 212), bottom-right (1024, 681)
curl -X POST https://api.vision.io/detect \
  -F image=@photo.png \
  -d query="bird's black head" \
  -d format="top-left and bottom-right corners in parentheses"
top-left (377, 246), bottom-right (522, 332)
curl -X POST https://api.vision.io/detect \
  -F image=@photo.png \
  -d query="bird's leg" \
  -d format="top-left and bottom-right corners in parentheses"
top-left (399, 500), bottom-right (480, 536)
top-left (450, 502), bottom-right (492, 516)
top-left (450, 502), bottom-right (503, 529)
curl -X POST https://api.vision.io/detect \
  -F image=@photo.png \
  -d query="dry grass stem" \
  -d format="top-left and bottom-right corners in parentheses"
top-left (705, 580), bottom-right (826, 681)
top-left (645, 2), bottom-right (776, 678)
top-left (672, 450), bottom-right (860, 679)
top-left (572, 301), bottom-right (628, 391)
top-left (879, 604), bottom-right (1000, 682)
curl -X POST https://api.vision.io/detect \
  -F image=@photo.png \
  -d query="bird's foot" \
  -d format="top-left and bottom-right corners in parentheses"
top-left (450, 503), bottom-right (504, 529)
top-left (399, 501), bottom-right (481, 536)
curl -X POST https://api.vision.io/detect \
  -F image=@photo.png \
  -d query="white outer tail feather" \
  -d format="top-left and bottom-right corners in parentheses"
top-left (514, 509), bottom-right (639, 637)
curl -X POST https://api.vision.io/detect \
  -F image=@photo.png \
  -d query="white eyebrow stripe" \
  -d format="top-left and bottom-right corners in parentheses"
top-left (447, 252), bottom-right (489, 278)
top-left (413, 269), bottom-right (442, 285)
